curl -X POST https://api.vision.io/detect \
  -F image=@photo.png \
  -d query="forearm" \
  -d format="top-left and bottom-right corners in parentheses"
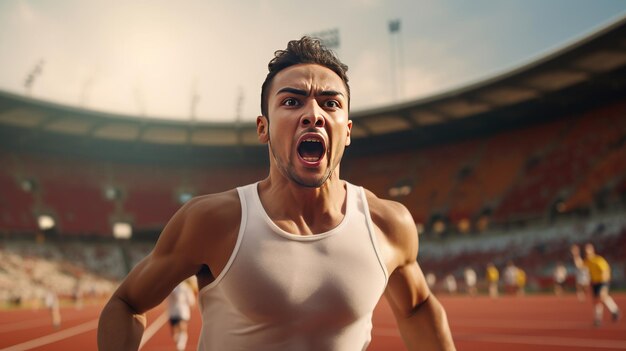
top-left (98, 295), bottom-right (146, 351)
top-left (396, 295), bottom-right (456, 351)
top-left (572, 256), bottom-right (583, 269)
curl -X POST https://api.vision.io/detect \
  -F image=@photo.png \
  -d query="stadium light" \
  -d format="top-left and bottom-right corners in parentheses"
top-left (178, 191), bottom-right (193, 204)
top-left (388, 185), bottom-right (411, 197)
top-left (113, 222), bottom-right (133, 239)
top-left (104, 186), bottom-right (120, 200)
top-left (20, 179), bottom-right (36, 192)
top-left (37, 215), bottom-right (55, 231)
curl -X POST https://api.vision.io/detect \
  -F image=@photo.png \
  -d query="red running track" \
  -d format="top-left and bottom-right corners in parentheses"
top-left (1, 293), bottom-right (625, 350)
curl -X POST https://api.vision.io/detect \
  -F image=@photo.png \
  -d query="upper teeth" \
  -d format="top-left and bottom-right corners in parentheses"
top-left (304, 139), bottom-right (320, 142)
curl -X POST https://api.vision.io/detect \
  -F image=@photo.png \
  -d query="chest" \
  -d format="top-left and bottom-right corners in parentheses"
top-left (220, 230), bottom-right (386, 328)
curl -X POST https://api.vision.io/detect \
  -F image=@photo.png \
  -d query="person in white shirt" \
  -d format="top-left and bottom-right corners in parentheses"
top-left (464, 267), bottom-right (477, 296)
top-left (503, 261), bottom-right (519, 295)
top-left (168, 279), bottom-right (197, 351)
top-left (553, 261), bottom-right (567, 296)
top-left (44, 290), bottom-right (61, 329)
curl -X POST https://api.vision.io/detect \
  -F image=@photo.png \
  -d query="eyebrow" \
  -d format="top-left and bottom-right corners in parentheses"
top-left (276, 87), bottom-right (344, 98)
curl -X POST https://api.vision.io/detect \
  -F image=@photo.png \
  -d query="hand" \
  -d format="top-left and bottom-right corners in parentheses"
top-left (570, 245), bottom-right (580, 257)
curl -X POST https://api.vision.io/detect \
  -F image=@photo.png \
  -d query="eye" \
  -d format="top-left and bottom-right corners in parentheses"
top-left (324, 100), bottom-right (340, 108)
top-left (282, 98), bottom-right (299, 107)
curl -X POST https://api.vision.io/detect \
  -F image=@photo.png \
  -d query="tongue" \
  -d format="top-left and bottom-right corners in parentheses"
top-left (300, 149), bottom-right (321, 162)
top-left (299, 142), bottom-right (323, 162)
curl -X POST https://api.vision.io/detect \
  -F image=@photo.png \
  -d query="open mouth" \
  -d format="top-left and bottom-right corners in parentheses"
top-left (297, 136), bottom-right (326, 164)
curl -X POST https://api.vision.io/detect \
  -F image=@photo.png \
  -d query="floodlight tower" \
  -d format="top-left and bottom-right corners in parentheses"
top-left (190, 79), bottom-right (200, 122)
top-left (24, 59), bottom-right (45, 96)
top-left (133, 80), bottom-right (147, 116)
top-left (307, 28), bottom-right (340, 52)
top-left (388, 19), bottom-right (403, 102)
top-left (235, 86), bottom-right (245, 144)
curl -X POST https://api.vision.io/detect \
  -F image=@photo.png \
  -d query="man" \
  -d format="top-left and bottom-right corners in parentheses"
top-left (571, 243), bottom-right (621, 326)
top-left (574, 259), bottom-right (590, 301)
top-left (44, 289), bottom-right (61, 329)
top-left (463, 267), bottom-right (477, 297)
top-left (553, 261), bottom-right (567, 296)
top-left (515, 266), bottom-right (527, 296)
top-left (486, 262), bottom-right (499, 298)
top-left (503, 260), bottom-right (519, 295)
top-left (168, 278), bottom-right (197, 351)
top-left (98, 36), bottom-right (455, 350)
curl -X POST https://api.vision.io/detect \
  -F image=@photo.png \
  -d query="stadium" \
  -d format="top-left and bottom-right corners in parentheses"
top-left (1, 5), bottom-right (625, 351)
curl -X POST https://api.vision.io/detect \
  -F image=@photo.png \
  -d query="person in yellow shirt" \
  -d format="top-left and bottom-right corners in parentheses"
top-left (516, 267), bottom-right (527, 296)
top-left (486, 262), bottom-right (499, 298)
top-left (571, 243), bottom-right (621, 326)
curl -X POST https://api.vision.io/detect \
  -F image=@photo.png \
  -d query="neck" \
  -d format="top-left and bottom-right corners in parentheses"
top-left (257, 172), bottom-right (347, 235)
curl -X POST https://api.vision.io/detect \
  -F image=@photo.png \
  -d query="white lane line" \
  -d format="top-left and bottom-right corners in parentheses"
top-left (0, 313), bottom-right (86, 333)
top-left (451, 318), bottom-right (588, 330)
top-left (0, 319), bottom-right (98, 351)
top-left (0, 319), bottom-right (51, 333)
top-left (138, 311), bottom-right (169, 350)
top-left (373, 327), bottom-right (626, 349)
top-left (454, 332), bottom-right (626, 349)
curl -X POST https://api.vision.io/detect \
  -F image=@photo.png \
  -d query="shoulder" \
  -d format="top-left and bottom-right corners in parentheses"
top-left (596, 255), bottom-right (609, 266)
top-left (362, 187), bottom-right (415, 234)
top-left (362, 187), bottom-right (418, 263)
top-left (180, 188), bottom-right (241, 226)
top-left (154, 188), bottom-right (241, 255)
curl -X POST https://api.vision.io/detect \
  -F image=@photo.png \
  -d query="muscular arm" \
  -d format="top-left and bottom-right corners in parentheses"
top-left (97, 254), bottom-right (194, 350)
top-left (367, 192), bottom-right (455, 350)
top-left (385, 261), bottom-right (455, 350)
top-left (98, 191), bottom-right (240, 350)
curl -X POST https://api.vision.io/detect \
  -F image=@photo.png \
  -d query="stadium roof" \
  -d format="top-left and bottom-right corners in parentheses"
top-left (1, 15), bottom-right (625, 158)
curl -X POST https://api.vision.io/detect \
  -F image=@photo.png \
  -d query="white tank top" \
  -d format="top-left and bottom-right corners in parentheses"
top-left (197, 182), bottom-right (389, 351)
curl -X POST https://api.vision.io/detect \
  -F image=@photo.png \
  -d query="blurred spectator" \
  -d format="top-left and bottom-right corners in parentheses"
top-left (516, 267), bottom-right (527, 296)
top-left (463, 267), bottom-right (477, 296)
top-left (486, 263), bottom-right (499, 298)
top-left (553, 262), bottom-right (567, 296)
top-left (503, 261), bottom-right (519, 295)
top-left (426, 272), bottom-right (437, 291)
top-left (168, 278), bottom-right (198, 351)
top-left (44, 289), bottom-right (61, 329)
top-left (574, 262), bottom-right (590, 302)
top-left (444, 274), bottom-right (457, 294)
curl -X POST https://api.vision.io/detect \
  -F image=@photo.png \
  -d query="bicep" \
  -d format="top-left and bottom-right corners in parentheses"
top-left (114, 251), bottom-right (199, 314)
top-left (115, 197), bottom-right (223, 312)
top-left (384, 260), bottom-right (431, 318)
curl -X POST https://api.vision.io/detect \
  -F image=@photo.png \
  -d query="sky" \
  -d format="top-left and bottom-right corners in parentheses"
top-left (1, 0), bottom-right (625, 123)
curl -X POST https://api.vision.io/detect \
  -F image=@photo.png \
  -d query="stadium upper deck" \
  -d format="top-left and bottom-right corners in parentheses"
top-left (0, 16), bottom-right (625, 238)
top-left (0, 16), bottom-right (625, 162)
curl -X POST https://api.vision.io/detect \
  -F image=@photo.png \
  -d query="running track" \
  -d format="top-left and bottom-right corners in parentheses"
top-left (1, 294), bottom-right (624, 350)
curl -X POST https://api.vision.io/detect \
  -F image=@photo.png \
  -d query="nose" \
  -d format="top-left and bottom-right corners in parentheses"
top-left (301, 102), bottom-right (325, 128)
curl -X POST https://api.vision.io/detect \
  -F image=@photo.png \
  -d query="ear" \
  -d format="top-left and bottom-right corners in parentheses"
top-left (345, 119), bottom-right (352, 146)
top-left (257, 115), bottom-right (269, 144)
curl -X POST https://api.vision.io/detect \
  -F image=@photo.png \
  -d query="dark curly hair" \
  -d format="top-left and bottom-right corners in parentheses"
top-left (260, 36), bottom-right (350, 118)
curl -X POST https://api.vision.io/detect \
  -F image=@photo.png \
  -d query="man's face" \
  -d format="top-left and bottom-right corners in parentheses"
top-left (258, 63), bottom-right (352, 188)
